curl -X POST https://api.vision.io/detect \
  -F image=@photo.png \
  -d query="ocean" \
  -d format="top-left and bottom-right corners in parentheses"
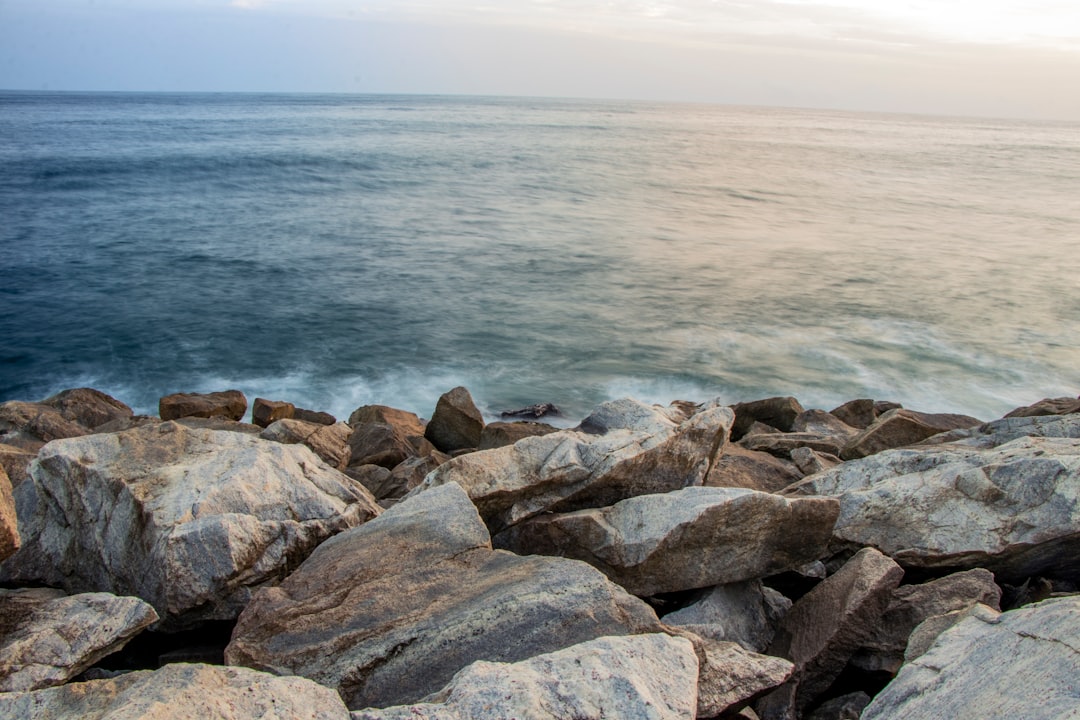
top-left (1, 91), bottom-right (1077, 424)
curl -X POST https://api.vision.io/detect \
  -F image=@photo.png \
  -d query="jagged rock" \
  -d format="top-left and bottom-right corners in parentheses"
top-left (732, 397), bottom-right (805, 439)
top-left (0, 466), bottom-right (18, 561)
top-left (786, 435), bottom-right (1080, 582)
top-left (829, 399), bottom-right (878, 430)
top-left (416, 398), bottom-right (735, 533)
top-left (424, 386), bottom-right (485, 453)
top-left (260, 419), bottom-right (352, 470)
top-left (252, 397), bottom-right (295, 428)
top-left (294, 407), bottom-right (336, 425)
top-left (353, 634), bottom-right (699, 720)
top-left (0, 400), bottom-right (88, 451)
top-left (493, 487), bottom-right (840, 596)
top-left (862, 596), bottom-right (1080, 720)
top-left (343, 464), bottom-right (395, 500)
top-left (693, 636), bottom-right (794, 718)
top-left (790, 446), bottom-right (843, 476)
top-left (663, 579), bottom-right (791, 652)
top-left (384, 453), bottom-right (448, 500)
top-left (0, 663), bottom-right (351, 720)
top-left (903, 602), bottom-right (1000, 663)
top-left (918, 413), bottom-right (1080, 448)
top-left (805, 692), bottom-right (871, 720)
top-left (755, 548), bottom-right (903, 720)
top-left (0, 588), bottom-right (157, 692)
top-left (41, 388), bottom-right (133, 429)
top-left (225, 483), bottom-right (664, 710)
top-left (705, 444), bottom-right (803, 493)
top-left (501, 402), bottom-right (562, 419)
top-left (1, 421), bottom-right (380, 627)
top-left (347, 405), bottom-right (431, 469)
top-left (0, 443), bottom-right (35, 488)
top-left (739, 432), bottom-right (845, 460)
top-left (840, 408), bottom-right (981, 459)
top-left (850, 568), bottom-right (1001, 673)
top-left (158, 389), bottom-right (247, 422)
top-left (478, 420), bottom-right (559, 450)
top-left (793, 409), bottom-right (859, 439)
top-left (1004, 396), bottom-right (1080, 418)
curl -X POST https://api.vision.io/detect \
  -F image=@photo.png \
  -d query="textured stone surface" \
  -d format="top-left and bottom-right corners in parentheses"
top-left (424, 386), bottom-right (485, 453)
top-left (252, 398), bottom-right (296, 428)
top-left (731, 397), bottom-right (806, 439)
top-left (225, 482), bottom-right (664, 710)
top-left (903, 602), bottom-right (1000, 663)
top-left (353, 634), bottom-right (699, 720)
top-left (0, 588), bottom-right (158, 692)
top-left (693, 636), bottom-right (794, 718)
top-left (0, 663), bottom-right (351, 720)
top-left (158, 389), bottom-right (248, 422)
top-left (862, 596), bottom-right (1080, 720)
top-left (260, 419), bottom-right (352, 470)
top-left (805, 692), bottom-right (871, 720)
top-left (1, 421), bottom-right (380, 627)
top-left (790, 447), bottom-right (843, 476)
top-left (918, 413), bottom-right (1080, 449)
top-left (788, 435), bottom-right (1080, 582)
top-left (346, 405), bottom-right (430, 469)
top-left (0, 400), bottom-right (88, 452)
top-left (0, 443), bottom-right (36, 488)
top-left (663, 580), bottom-right (792, 652)
top-left (740, 432), bottom-right (846, 460)
top-left (478, 420), bottom-right (559, 450)
top-left (417, 398), bottom-right (735, 532)
top-left (41, 388), bottom-right (134, 430)
top-left (705, 444), bottom-right (803, 493)
top-left (840, 408), bottom-right (982, 459)
top-left (1004, 396), bottom-right (1080, 418)
top-left (0, 466), bottom-right (17, 561)
top-left (829, 399), bottom-right (879, 430)
top-left (494, 486), bottom-right (839, 596)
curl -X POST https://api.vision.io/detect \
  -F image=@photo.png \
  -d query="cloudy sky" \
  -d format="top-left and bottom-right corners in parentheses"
top-left (3, 0), bottom-right (1080, 119)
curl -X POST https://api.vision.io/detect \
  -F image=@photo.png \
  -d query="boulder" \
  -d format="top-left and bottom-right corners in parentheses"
top-left (828, 399), bottom-right (878, 430)
top-left (732, 397), bottom-right (805, 439)
top-left (260, 419), bottom-right (352, 470)
top-left (493, 487), bottom-right (840, 596)
top-left (693, 636), bottom-right (794, 719)
top-left (663, 579), bottom-right (791, 652)
top-left (850, 568), bottom-right (1001, 674)
top-left (172, 416), bottom-right (261, 434)
top-left (0, 663), bottom-right (351, 720)
top-left (224, 482), bottom-right (664, 710)
top-left (840, 408), bottom-right (981, 459)
top-left (0, 588), bottom-right (158, 692)
top-left (755, 548), bottom-right (903, 719)
top-left (40, 387), bottom-right (133, 430)
top-left (790, 447), bottom-right (843, 476)
top-left (917, 413), bottom-right (1080, 449)
top-left (1004, 396), bottom-right (1080, 418)
top-left (158, 389), bottom-right (247, 422)
top-left (0, 466), bottom-right (18, 561)
top-left (1, 421), bottom-right (380, 627)
top-left (705, 444), bottom-right (803, 493)
top-left (343, 464), bottom-right (396, 500)
top-left (862, 596), bottom-right (1080, 720)
top-left (424, 386), bottom-right (485, 453)
top-left (902, 602), bottom-right (1000, 663)
top-left (417, 399), bottom-right (735, 533)
top-left (252, 397), bottom-right (296, 428)
top-left (0, 443), bottom-right (36, 488)
top-left (478, 420), bottom-right (559, 450)
top-left (739, 432), bottom-right (845, 460)
top-left (787, 435), bottom-right (1080, 582)
top-left (793, 409), bottom-right (859, 439)
top-left (346, 405), bottom-right (430, 469)
top-left (384, 453), bottom-right (448, 500)
top-left (294, 407), bottom-right (336, 425)
top-left (353, 634), bottom-right (699, 720)
top-left (0, 400), bottom-right (88, 451)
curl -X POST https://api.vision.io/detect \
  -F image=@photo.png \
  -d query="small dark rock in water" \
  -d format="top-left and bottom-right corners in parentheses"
top-left (500, 403), bottom-right (562, 419)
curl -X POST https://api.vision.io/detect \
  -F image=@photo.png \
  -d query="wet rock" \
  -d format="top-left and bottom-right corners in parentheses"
top-left (347, 405), bottom-right (430, 469)
top-left (862, 596), bottom-right (1080, 720)
top-left (424, 386), bottom-right (484, 453)
top-left (41, 387), bottom-right (133, 430)
top-left (840, 408), bottom-right (981, 459)
top-left (0, 588), bottom-right (157, 692)
top-left (477, 420), bottom-right (559, 450)
top-left (501, 402), bottom-right (562, 419)
top-left (0, 663), bottom-right (351, 720)
top-left (732, 397), bottom-right (805, 439)
top-left (0, 466), bottom-right (18, 561)
top-left (662, 579), bottom-right (791, 652)
top-left (1, 421), bottom-right (380, 628)
top-left (225, 482), bottom-right (664, 710)
top-left (260, 419), bottom-right (352, 470)
top-left (158, 389), bottom-right (247, 422)
top-left (790, 446), bottom-right (843, 476)
top-left (353, 634), bottom-right (699, 720)
top-left (1004, 396), bottom-right (1080, 418)
top-left (494, 487), bottom-right (839, 596)
top-left (705, 444), bottom-right (803, 493)
top-left (252, 397), bottom-right (296, 428)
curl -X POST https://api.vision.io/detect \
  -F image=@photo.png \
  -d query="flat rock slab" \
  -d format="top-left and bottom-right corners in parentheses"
top-left (416, 398), bottom-right (735, 532)
top-left (788, 435), bottom-right (1080, 582)
top-left (1, 421), bottom-right (380, 627)
top-left (862, 596), bottom-right (1080, 720)
top-left (0, 588), bottom-right (158, 692)
top-left (158, 389), bottom-right (248, 422)
top-left (225, 482), bottom-right (664, 710)
top-left (0, 663), bottom-right (351, 720)
top-left (496, 486), bottom-right (839, 596)
top-left (354, 634), bottom-right (699, 720)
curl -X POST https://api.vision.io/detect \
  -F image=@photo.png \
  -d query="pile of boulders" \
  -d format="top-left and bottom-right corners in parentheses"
top-left (1, 385), bottom-right (1078, 719)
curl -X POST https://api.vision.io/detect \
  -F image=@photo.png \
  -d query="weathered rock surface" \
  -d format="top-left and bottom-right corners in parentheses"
top-left (756, 548), bottom-right (903, 719)
top-left (424, 386), bottom-right (484, 453)
top-left (790, 446), bottom-right (843, 476)
top-left (0, 400), bottom-right (88, 451)
top-left (902, 602), bottom-right (1000, 663)
top-left (663, 579), bottom-right (792, 652)
top-left (694, 636), bottom-right (794, 718)
top-left (158, 389), bottom-right (248, 422)
top-left (501, 402), bottom-right (562, 419)
top-left (705, 444), bottom-right (803, 493)
top-left (805, 692), bottom-right (871, 720)
top-left (0, 466), bottom-right (17, 561)
top-left (494, 486), bottom-right (839, 596)
top-left (417, 398), bottom-right (735, 532)
top-left (740, 432), bottom-right (846, 460)
top-left (850, 568), bottom-right (1001, 673)
top-left (828, 399), bottom-right (899, 430)
top-left (225, 482), bottom-right (665, 710)
top-left (0, 443), bottom-right (36, 488)
top-left (354, 634), bottom-right (699, 720)
top-left (917, 412), bottom-right (1080, 449)
top-left (478, 420), bottom-right (559, 450)
top-left (260, 419), bottom-right (352, 470)
top-left (840, 407), bottom-right (982, 459)
top-left (41, 387), bottom-right (134, 429)
top-left (1004, 396), bottom-right (1080, 418)
top-left (787, 435), bottom-right (1080, 581)
top-left (346, 405), bottom-right (430, 469)
top-left (862, 596), bottom-right (1080, 720)
top-left (1, 421), bottom-right (380, 627)
top-left (0, 662), bottom-right (351, 720)
top-left (732, 397), bottom-right (805, 439)
top-left (252, 397), bottom-right (296, 428)
top-left (0, 588), bottom-right (158, 692)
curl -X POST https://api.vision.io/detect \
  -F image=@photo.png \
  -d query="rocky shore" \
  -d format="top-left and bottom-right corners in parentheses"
top-left (1, 385), bottom-right (1079, 719)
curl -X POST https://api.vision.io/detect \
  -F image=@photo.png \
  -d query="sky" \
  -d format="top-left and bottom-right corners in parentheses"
top-left (2, 0), bottom-right (1080, 119)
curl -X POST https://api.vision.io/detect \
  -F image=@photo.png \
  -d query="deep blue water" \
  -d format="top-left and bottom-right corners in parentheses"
top-left (1, 91), bottom-right (1077, 422)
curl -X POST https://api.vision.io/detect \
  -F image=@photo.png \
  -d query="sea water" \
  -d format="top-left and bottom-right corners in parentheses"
top-left (1, 91), bottom-right (1077, 422)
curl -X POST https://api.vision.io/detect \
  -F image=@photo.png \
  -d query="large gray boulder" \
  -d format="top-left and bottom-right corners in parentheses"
top-left (0, 663), bottom-right (351, 720)
top-left (862, 596), bottom-right (1080, 720)
top-left (787, 435), bottom-right (1080, 582)
top-left (415, 398), bottom-right (735, 532)
top-left (0, 421), bottom-right (381, 627)
top-left (495, 486), bottom-right (838, 596)
top-left (663, 579), bottom-right (792, 652)
top-left (353, 634), bottom-right (699, 720)
top-left (0, 588), bottom-right (158, 692)
top-left (225, 482), bottom-right (665, 710)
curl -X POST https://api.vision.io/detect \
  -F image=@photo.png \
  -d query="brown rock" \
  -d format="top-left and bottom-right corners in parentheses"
top-left (478, 420), bottom-right (559, 450)
top-left (0, 444), bottom-right (36, 488)
top-left (840, 408), bottom-right (982, 460)
top-left (0, 466), bottom-right (18, 562)
top-left (705, 444), bottom-right (803, 493)
top-left (251, 398), bottom-right (295, 428)
top-left (732, 397), bottom-right (805, 439)
top-left (158, 390), bottom-right (247, 422)
top-left (347, 405), bottom-right (430, 469)
top-left (793, 409), bottom-right (858, 438)
top-left (1004, 396), bottom-right (1080, 418)
top-left (790, 447), bottom-right (843, 476)
top-left (260, 419), bottom-right (352, 470)
top-left (294, 407), bottom-right (336, 425)
top-left (829, 399), bottom-right (877, 430)
top-left (425, 386), bottom-right (485, 453)
top-left (0, 401), bottom-right (88, 451)
top-left (739, 432), bottom-right (845, 460)
top-left (693, 635), bottom-right (794, 718)
top-left (40, 388), bottom-right (133, 430)
top-left (343, 464), bottom-right (395, 499)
